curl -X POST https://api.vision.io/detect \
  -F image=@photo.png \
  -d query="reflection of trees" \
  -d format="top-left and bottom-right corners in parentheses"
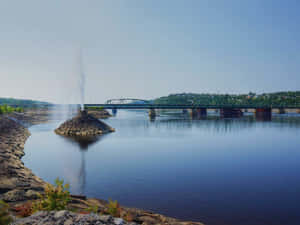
top-left (153, 115), bottom-right (257, 133)
top-left (142, 114), bottom-right (300, 132)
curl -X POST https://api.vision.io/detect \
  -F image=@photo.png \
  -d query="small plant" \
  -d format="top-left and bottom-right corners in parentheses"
top-left (33, 178), bottom-right (71, 211)
top-left (0, 200), bottom-right (13, 225)
top-left (80, 203), bottom-right (98, 215)
top-left (105, 199), bottom-right (121, 217)
top-left (85, 204), bottom-right (98, 214)
top-left (14, 202), bottom-right (33, 218)
top-left (123, 211), bottom-right (134, 222)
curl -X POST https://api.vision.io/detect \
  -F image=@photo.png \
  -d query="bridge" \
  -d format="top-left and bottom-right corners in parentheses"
top-left (86, 103), bottom-right (300, 120)
top-left (6, 101), bottom-right (300, 120)
top-left (86, 103), bottom-right (300, 110)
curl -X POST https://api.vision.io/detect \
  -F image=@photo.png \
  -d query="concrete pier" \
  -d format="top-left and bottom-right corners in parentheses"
top-left (112, 108), bottom-right (117, 115)
top-left (220, 108), bottom-right (243, 118)
top-left (191, 108), bottom-right (207, 118)
top-left (182, 109), bottom-right (188, 114)
top-left (255, 108), bottom-right (272, 121)
top-left (278, 108), bottom-right (285, 114)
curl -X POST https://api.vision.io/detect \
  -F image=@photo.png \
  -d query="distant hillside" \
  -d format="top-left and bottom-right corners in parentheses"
top-left (0, 97), bottom-right (51, 106)
top-left (154, 91), bottom-right (300, 107)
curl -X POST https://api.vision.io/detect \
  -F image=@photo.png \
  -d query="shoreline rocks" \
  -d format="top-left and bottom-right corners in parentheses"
top-left (0, 116), bottom-right (45, 202)
top-left (12, 210), bottom-right (138, 225)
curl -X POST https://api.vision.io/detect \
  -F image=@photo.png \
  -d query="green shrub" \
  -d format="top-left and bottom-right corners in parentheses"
top-left (0, 105), bottom-right (23, 114)
top-left (33, 178), bottom-right (71, 211)
top-left (0, 200), bottom-right (13, 225)
top-left (15, 107), bottom-right (24, 113)
top-left (105, 199), bottom-right (121, 217)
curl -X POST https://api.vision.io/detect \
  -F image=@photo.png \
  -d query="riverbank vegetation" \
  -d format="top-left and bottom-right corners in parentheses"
top-left (154, 91), bottom-right (300, 107)
top-left (32, 178), bottom-right (71, 212)
top-left (11, 178), bottom-right (127, 222)
top-left (0, 104), bottom-right (24, 114)
top-left (0, 97), bottom-right (49, 107)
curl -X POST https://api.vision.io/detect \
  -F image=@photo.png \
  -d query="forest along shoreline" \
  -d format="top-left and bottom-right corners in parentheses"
top-left (0, 108), bottom-right (204, 225)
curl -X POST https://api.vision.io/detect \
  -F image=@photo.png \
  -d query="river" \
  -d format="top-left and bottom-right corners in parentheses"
top-left (23, 110), bottom-right (300, 225)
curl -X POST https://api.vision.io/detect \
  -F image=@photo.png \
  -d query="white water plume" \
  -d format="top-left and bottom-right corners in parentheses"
top-left (51, 48), bottom-right (86, 122)
top-left (78, 49), bottom-right (85, 111)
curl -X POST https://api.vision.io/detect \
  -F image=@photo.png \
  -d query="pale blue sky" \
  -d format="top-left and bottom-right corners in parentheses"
top-left (0, 0), bottom-right (299, 103)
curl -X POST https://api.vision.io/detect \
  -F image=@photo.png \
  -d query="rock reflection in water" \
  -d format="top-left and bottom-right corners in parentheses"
top-left (59, 135), bottom-right (104, 195)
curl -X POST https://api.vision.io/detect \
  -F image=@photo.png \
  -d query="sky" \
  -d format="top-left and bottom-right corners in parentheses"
top-left (0, 0), bottom-right (299, 103)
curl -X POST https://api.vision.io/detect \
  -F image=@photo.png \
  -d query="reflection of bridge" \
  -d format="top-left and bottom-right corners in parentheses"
top-left (86, 103), bottom-right (300, 120)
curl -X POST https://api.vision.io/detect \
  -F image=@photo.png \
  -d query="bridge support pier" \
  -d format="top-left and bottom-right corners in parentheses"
top-left (191, 108), bottom-right (207, 119)
top-left (220, 108), bottom-right (243, 118)
top-left (255, 108), bottom-right (272, 121)
top-left (278, 108), bottom-right (285, 114)
top-left (112, 108), bottom-right (117, 115)
top-left (149, 109), bottom-right (156, 118)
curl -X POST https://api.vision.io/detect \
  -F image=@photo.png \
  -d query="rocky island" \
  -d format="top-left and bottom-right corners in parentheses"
top-left (55, 110), bottom-right (115, 137)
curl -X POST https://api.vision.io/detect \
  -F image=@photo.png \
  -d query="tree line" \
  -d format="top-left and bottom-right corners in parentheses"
top-left (0, 97), bottom-right (49, 106)
top-left (154, 91), bottom-right (300, 107)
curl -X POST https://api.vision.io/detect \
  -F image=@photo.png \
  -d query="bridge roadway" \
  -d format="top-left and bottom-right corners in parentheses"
top-left (85, 104), bottom-right (300, 110)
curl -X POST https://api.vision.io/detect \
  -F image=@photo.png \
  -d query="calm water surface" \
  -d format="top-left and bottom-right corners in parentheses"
top-left (23, 111), bottom-right (300, 225)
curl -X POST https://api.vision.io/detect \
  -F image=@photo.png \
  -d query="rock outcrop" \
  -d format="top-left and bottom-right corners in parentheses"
top-left (67, 197), bottom-right (204, 225)
top-left (12, 210), bottom-right (137, 225)
top-left (55, 110), bottom-right (115, 137)
top-left (0, 116), bottom-right (45, 202)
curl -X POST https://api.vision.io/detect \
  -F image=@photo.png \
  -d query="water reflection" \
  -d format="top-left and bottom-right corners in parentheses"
top-left (23, 111), bottom-right (300, 225)
top-left (150, 114), bottom-right (300, 131)
top-left (60, 135), bottom-right (103, 150)
top-left (57, 135), bottom-right (104, 195)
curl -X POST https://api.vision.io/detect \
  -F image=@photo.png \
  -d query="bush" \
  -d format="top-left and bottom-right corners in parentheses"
top-left (105, 199), bottom-right (121, 217)
top-left (15, 107), bottom-right (24, 113)
top-left (33, 178), bottom-right (71, 211)
top-left (0, 200), bottom-right (13, 225)
top-left (0, 105), bottom-right (24, 114)
top-left (14, 202), bottom-right (33, 218)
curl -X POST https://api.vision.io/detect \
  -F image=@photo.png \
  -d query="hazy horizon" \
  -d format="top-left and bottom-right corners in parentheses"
top-left (1, 1), bottom-right (300, 103)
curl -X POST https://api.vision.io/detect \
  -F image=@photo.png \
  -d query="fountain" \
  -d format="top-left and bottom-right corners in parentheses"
top-left (55, 49), bottom-right (115, 137)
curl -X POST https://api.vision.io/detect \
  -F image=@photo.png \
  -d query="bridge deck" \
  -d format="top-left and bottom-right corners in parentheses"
top-left (85, 104), bottom-right (300, 109)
